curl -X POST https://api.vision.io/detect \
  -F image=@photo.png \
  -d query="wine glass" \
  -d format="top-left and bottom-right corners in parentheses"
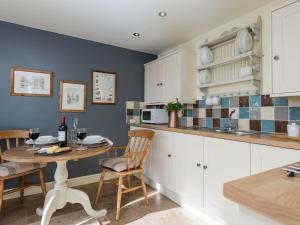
top-left (29, 128), bottom-right (40, 150)
top-left (77, 128), bottom-right (87, 150)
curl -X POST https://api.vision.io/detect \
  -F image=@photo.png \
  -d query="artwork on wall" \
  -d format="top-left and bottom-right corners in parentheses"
top-left (10, 67), bottom-right (53, 97)
top-left (59, 80), bottom-right (87, 112)
top-left (92, 70), bottom-right (116, 104)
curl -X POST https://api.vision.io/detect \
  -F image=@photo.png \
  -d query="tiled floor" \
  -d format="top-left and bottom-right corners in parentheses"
top-left (0, 179), bottom-right (179, 225)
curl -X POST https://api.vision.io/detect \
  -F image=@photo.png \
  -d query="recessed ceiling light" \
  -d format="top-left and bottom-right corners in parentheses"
top-left (158, 11), bottom-right (167, 17)
top-left (133, 32), bottom-right (141, 37)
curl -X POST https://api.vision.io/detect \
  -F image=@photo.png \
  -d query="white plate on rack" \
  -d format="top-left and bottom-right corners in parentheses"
top-left (238, 29), bottom-right (253, 53)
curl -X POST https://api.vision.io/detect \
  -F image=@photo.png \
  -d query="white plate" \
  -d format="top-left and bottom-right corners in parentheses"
top-left (238, 29), bottom-right (253, 53)
top-left (199, 46), bottom-right (213, 65)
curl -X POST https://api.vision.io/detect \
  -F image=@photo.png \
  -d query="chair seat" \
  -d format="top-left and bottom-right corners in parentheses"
top-left (100, 157), bottom-right (138, 172)
top-left (0, 162), bottom-right (45, 178)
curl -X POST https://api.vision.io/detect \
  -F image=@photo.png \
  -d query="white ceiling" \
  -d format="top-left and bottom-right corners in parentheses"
top-left (0, 0), bottom-right (274, 54)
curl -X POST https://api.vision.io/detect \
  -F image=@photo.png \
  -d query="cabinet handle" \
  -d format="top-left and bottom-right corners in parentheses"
top-left (156, 83), bottom-right (160, 86)
top-left (273, 55), bottom-right (279, 61)
top-left (203, 165), bottom-right (208, 170)
top-left (197, 163), bottom-right (201, 167)
top-left (160, 82), bottom-right (163, 86)
top-left (168, 154), bottom-right (171, 158)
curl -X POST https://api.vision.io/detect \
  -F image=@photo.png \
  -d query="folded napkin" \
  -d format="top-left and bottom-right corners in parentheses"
top-left (80, 135), bottom-right (113, 146)
top-left (26, 136), bottom-right (58, 145)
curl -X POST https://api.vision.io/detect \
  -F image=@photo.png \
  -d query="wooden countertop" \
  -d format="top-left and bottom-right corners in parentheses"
top-left (131, 124), bottom-right (300, 150)
top-left (224, 165), bottom-right (300, 225)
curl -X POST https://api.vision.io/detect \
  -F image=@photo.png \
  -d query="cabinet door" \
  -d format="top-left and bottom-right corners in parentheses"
top-left (203, 137), bottom-right (251, 225)
top-left (144, 61), bottom-right (163, 103)
top-left (251, 144), bottom-right (300, 175)
top-left (161, 53), bottom-right (181, 102)
top-left (272, 1), bottom-right (300, 95)
top-left (150, 129), bottom-right (175, 191)
top-left (174, 133), bottom-right (204, 210)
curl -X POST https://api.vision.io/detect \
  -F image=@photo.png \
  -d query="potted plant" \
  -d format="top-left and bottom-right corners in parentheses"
top-left (165, 99), bottom-right (182, 128)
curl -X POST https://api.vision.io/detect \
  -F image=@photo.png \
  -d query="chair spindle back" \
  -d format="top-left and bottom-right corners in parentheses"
top-left (124, 130), bottom-right (154, 170)
top-left (0, 130), bottom-right (28, 163)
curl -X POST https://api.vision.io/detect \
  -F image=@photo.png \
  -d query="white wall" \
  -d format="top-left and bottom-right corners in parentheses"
top-left (158, 0), bottom-right (298, 97)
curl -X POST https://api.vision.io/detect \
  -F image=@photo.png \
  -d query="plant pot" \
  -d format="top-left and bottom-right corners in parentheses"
top-left (168, 110), bottom-right (179, 128)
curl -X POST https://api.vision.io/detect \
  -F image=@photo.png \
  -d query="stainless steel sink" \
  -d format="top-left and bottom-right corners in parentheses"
top-left (205, 128), bottom-right (257, 136)
top-left (184, 126), bottom-right (258, 136)
top-left (230, 130), bottom-right (257, 136)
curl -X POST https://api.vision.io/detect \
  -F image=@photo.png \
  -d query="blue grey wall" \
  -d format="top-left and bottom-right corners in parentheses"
top-left (0, 21), bottom-right (156, 188)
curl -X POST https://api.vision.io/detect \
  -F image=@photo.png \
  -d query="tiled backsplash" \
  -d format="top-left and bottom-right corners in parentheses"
top-left (126, 95), bottom-right (300, 133)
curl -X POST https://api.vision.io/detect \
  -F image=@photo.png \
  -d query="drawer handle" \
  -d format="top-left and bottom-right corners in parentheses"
top-left (197, 163), bottom-right (201, 167)
top-left (203, 165), bottom-right (208, 170)
top-left (273, 55), bottom-right (279, 61)
top-left (168, 154), bottom-right (171, 158)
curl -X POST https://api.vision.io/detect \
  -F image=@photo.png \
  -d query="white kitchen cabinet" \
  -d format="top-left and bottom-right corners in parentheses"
top-left (144, 50), bottom-right (196, 104)
top-left (144, 61), bottom-right (164, 103)
top-left (203, 137), bottom-right (251, 225)
top-left (150, 129), bottom-right (177, 192)
top-left (174, 133), bottom-right (204, 210)
top-left (272, 1), bottom-right (300, 96)
top-left (251, 144), bottom-right (300, 175)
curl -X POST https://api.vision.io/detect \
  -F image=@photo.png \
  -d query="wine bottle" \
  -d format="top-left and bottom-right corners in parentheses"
top-left (58, 116), bottom-right (68, 147)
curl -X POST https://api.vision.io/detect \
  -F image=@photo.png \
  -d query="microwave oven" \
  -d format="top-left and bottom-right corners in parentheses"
top-left (141, 109), bottom-right (168, 124)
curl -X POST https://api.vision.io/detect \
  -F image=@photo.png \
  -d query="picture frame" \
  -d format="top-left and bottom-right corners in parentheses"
top-left (92, 70), bottom-right (116, 104)
top-left (10, 67), bottom-right (53, 97)
top-left (59, 80), bottom-right (87, 112)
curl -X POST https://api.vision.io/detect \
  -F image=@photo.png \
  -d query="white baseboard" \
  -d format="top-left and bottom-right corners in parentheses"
top-left (4, 172), bottom-right (117, 201)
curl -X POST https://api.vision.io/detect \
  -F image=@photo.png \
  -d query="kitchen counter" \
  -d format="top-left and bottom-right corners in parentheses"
top-left (131, 123), bottom-right (300, 150)
top-left (223, 164), bottom-right (300, 225)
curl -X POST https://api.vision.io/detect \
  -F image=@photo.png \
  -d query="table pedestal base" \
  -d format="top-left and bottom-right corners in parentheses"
top-left (36, 161), bottom-right (107, 225)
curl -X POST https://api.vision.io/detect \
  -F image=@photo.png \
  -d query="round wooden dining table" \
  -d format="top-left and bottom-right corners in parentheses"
top-left (2, 144), bottom-right (112, 225)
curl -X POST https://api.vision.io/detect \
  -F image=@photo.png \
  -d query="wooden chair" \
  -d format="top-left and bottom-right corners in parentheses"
top-left (94, 129), bottom-right (154, 220)
top-left (0, 130), bottom-right (47, 211)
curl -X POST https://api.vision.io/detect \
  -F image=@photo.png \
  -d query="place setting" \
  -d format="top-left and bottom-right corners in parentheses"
top-left (25, 127), bottom-right (112, 157)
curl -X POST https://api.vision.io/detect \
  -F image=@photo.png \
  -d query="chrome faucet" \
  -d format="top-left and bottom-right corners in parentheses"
top-left (225, 109), bottom-right (237, 131)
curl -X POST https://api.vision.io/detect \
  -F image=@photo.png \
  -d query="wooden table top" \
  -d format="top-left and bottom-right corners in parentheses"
top-left (2, 144), bottom-right (112, 163)
top-left (224, 164), bottom-right (300, 225)
top-left (132, 124), bottom-right (300, 150)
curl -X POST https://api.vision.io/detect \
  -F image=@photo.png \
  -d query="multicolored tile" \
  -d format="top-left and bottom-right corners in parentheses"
top-left (206, 118), bottom-right (213, 128)
top-left (261, 107), bottom-right (274, 120)
top-left (261, 95), bottom-right (273, 107)
top-left (230, 97), bottom-right (239, 108)
top-left (250, 120), bottom-right (261, 131)
top-left (289, 107), bottom-right (300, 120)
top-left (221, 97), bottom-right (230, 108)
top-left (239, 96), bottom-right (249, 107)
top-left (261, 120), bottom-right (275, 133)
top-left (206, 109), bottom-right (212, 117)
top-left (249, 95), bottom-right (261, 107)
top-left (220, 118), bottom-right (230, 128)
top-left (275, 121), bottom-right (288, 133)
top-left (213, 118), bottom-right (220, 128)
top-left (275, 107), bottom-right (288, 121)
top-left (133, 109), bottom-right (140, 116)
top-left (273, 97), bottom-right (288, 106)
top-left (238, 119), bottom-right (250, 130)
top-left (249, 107), bottom-right (261, 120)
top-left (239, 107), bottom-right (250, 119)
top-left (221, 108), bottom-right (229, 118)
top-left (212, 108), bottom-right (221, 118)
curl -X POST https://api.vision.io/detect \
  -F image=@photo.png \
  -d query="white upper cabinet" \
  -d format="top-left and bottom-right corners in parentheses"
top-left (144, 50), bottom-right (196, 104)
top-left (272, 1), bottom-right (300, 96)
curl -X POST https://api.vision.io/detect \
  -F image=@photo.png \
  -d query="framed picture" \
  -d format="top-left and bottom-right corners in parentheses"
top-left (92, 70), bottom-right (116, 104)
top-left (10, 67), bottom-right (53, 97)
top-left (59, 80), bottom-right (87, 112)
